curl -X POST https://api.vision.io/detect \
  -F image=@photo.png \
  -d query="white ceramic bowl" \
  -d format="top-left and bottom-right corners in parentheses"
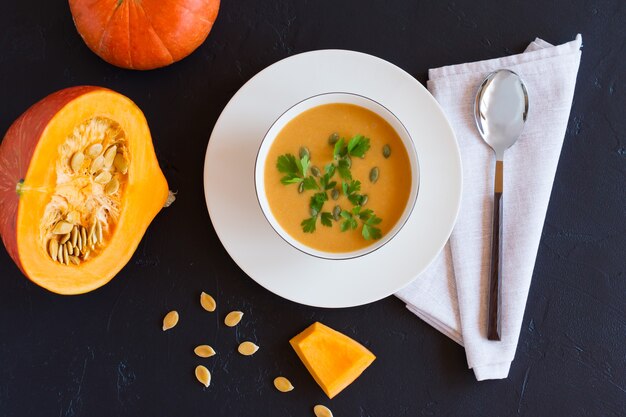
top-left (254, 92), bottom-right (420, 260)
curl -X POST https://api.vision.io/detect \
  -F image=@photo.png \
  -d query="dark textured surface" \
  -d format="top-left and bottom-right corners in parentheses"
top-left (1, 1), bottom-right (625, 416)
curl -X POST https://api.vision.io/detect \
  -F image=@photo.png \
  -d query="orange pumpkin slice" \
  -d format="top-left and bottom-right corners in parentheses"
top-left (290, 322), bottom-right (376, 399)
top-left (0, 86), bottom-right (169, 294)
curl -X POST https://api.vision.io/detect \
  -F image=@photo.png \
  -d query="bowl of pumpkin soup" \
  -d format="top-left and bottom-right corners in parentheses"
top-left (255, 93), bottom-right (419, 259)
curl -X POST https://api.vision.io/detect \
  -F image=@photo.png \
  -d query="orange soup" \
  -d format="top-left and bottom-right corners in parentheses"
top-left (264, 103), bottom-right (412, 253)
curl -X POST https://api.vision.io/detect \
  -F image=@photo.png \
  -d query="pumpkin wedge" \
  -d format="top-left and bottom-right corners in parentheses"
top-left (0, 86), bottom-right (169, 294)
top-left (290, 322), bottom-right (376, 399)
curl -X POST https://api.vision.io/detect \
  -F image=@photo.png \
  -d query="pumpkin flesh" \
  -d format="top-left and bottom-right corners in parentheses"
top-left (0, 87), bottom-right (168, 294)
top-left (290, 322), bottom-right (376, 399)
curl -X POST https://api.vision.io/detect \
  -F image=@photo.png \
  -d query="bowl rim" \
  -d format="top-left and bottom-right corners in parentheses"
top-left (253, 91), bottom-right (420, 260)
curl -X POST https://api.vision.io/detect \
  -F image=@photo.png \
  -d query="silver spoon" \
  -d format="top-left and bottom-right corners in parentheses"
top-left (474, 69), bottom-right (529, 341)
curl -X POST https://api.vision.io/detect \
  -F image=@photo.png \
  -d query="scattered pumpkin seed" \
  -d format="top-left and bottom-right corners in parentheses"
top-left (194, 345), bottom-right (216, 358)
top-left (53, 221), bottom-right (74, 235)
top-left (345, 155), bottom-right (352, 168)
top-left (70, 152), bottom-right (84, 172)
top-left (238, 341), bottom-right (259, 356)
top-left (361, 195), bottom-right (369, 206)
top-left (328, 132), bottom-right (339, 145)
top-left (332, 205), bottom-right (341, 221)
top-left (105, 177), bottom-right (120, 195)
top-left (48, 239), bottom-right (59, 261)
top-left (310, 206), bottom-right (319, 217)
top-left (162, 310), bottom-right (179, 331)
top-left (224, 311), bottom-right (243, 327)
top-left (200, 292), bottom-right (217, 312)
top-left (94, 171), bottom-right (112, 184)
top-left (383, 144), bottom-right (391, 158)
top-left (311, 166), bottom-right (321, 177)
top-left (59, 232), bottom-right (71, 244)
top-left (113, 153), bottom-right (128, 174)
top-left (331, 189), bottom-right (339, 200)
top-left (314, 405), bottom-right (333, 417)
top-left (85, 143), bottom-right (103, 158)
top-left (103, 145), bottom-right (117, 167)
top-left (369, 167), bottom-right (379, 183)
top-left (299, 146), bottom-right (310, 160)
top-left (90, 155), bottom-right (105, 173)
top-left (195, 365), bottom-right (211, 387)
top-left (273, 376), bottom-right (294, 393)
top-left (298, 182), bottom-right (304, 194)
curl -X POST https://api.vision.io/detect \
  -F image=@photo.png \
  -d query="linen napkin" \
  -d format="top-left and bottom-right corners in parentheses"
top-left (396, 35), bottom-right (582, 380)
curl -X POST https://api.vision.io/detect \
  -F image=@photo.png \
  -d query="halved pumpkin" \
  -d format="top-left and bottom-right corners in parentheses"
top-left (0, 86), bottom-right (169, 294)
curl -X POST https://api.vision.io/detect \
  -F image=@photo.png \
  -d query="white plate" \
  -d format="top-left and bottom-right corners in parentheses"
top-left (204, 50), bottom-right (462, 308)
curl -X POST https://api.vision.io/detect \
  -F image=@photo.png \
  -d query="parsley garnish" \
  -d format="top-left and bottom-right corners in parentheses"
top-left (276, 133), bottom-right (382, 239)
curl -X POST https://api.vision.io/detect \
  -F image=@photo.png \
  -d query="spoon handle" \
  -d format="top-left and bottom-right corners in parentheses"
top-left (488, 160), bottom-right (503, 341)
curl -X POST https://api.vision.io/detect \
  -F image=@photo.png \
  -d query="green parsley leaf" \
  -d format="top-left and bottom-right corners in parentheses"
top-left (299, 154), bottom-right (310, 176)
top-left (347, 135), bottom-right (371, 158)
top-left (362, 224), bottom-right (382, 240)
top-left (310, 192), bottom-right (328, 216)
top-left (333, 138), bottom-right (347, 159)
top-left (324, 163), bottom-right (336, 177)
top-left (337, 158), bottom-right (352, 180)
top-left (280, 175), bottom-right (303, 185)
top-left (302, 176), bottom-right (319, 191)
top-left (277, 154), bottom-right (299, 175)
top-left (320, 212), bottom-right (333, 227)
top-left (301, 217), bottom-right (317, 233)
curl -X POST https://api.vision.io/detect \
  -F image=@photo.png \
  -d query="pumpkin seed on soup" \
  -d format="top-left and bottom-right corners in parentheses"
top-left (311, 166), bottom-right (321, 177)
top-left (299, 146), bottom-right (310, 160)
top-left (369, 167), bottom-right (379, 183)
top-left (332, 205), bottom-right (341, 221)
top-left (328, 132), bottom-right (339, 145)
top-left (383, 144), bottom-right (391, 158)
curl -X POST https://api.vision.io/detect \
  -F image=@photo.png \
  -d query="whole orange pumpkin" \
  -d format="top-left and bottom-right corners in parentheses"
top-left (69, 0), bottom-right (220, 70)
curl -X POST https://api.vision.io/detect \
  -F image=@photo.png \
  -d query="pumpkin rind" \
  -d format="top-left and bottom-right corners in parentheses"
top-left (69, 0), bottom-right (220, 70)
top-left (0, 86), bottom-right (169, 294)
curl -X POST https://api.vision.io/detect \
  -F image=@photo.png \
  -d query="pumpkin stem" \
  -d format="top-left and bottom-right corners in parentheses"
top-left (16, 179), bottom-right (25, 197)
top-left (164, 190), bottom-right (176, 208)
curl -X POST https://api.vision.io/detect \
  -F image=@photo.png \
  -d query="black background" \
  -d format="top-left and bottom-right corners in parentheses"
top-left (1, 1), bottom-right (625, 416)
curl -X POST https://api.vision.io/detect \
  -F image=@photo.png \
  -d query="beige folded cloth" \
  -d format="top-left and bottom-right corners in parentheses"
top-left (396, 35), bottom-right (583, 380)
